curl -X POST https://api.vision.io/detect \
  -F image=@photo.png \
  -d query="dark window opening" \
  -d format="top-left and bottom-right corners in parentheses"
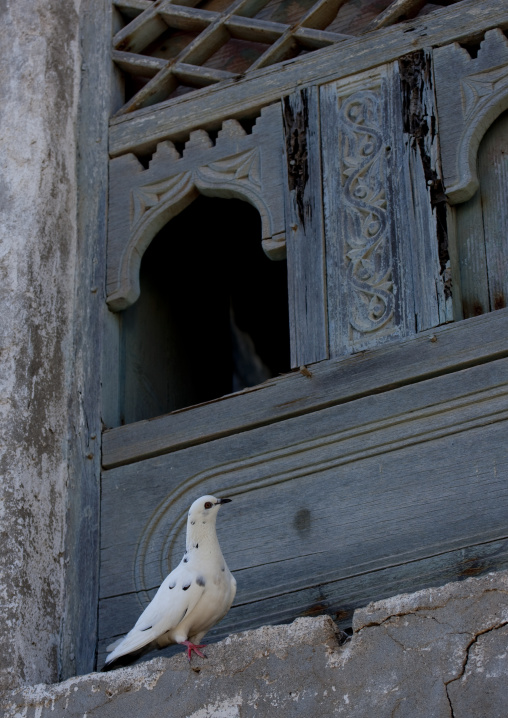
top-left (119, 196), bottom-right (290, 425)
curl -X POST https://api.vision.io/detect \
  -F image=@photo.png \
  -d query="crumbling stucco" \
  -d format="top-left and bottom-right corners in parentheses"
top-left (3, 571), bottom-right (507, 717)
top-left (0, 0), bottom-right (89, 689)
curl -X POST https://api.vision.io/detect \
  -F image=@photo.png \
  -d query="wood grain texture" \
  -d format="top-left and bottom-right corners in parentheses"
top-left (60, 0), bottom-right (110, 679)
top-left (283, 86), bottom-right (328, 367)
top-left (98, 357), bottom-right (508, 655)
top-left (455, 173), bottom-right (490, 319)
top-left (476, 111), bottom-right (508, 313)
top-left (398, 50), bottom-right (453, 328)
top-left (108, 0), bottom-right (508, 157)
top-left (97, 535), bottom-right (508, 666)
top-left (101, 310), bottom-right (123, 432)
top-left (102, 307), bottom-right (508, 468)
top-left (455, 111), bottom-right (508, 318)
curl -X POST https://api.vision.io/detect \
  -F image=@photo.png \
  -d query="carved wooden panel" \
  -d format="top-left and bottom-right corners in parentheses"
top-left (434, 28), bottom-right (508, 204)
top-left (98, 354), bottom-right (508, 667)
top-left (107, 103), bottom-right (286, 310)
top-left (321, 67), bottom-right (403, 356)
top-left (321, 58), bottom-right (454, 357)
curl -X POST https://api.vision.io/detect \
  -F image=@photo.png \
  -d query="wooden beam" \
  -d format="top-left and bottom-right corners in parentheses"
top-left (361, 0), bottom-right (427, 33)
top-left (112, 50), bottom-right (167, 77)
top-left (61, 0), bottom-right (110, 679)
top-left (226, 15), bottom-right (287, 43)
top-left (109, 0), bottom-right (508, 157)
top-left (173, 62), bottom-right (238, 86)
top-left (102, 307), bottom-right (508, 468)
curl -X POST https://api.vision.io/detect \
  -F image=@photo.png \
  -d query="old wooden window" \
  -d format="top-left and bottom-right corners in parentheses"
top-left (99, 0), bottom-right (508, 668)
top-left (118, 195), bottom-right (289, 424)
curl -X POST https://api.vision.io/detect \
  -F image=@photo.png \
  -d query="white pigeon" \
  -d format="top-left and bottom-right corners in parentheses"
top-left (102, 495), bottom-right (236, 670)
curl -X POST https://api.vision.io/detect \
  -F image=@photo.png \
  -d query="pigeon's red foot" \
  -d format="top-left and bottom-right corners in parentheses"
top-left (181, 640), bottom-right (207, 661)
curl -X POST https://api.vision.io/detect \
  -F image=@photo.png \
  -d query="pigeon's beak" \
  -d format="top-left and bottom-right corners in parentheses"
top-left (217, 498), bottom-right (232, 504)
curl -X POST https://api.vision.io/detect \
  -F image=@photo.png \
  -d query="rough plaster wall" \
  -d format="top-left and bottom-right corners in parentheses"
top-left (0, 0), bottom-right (83, 689)
top-left (3, 571), bottom-right (508, 717)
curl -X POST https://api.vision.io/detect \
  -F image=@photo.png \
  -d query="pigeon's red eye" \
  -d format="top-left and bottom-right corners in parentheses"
top-left (204, 501), bottom-right (213, 509)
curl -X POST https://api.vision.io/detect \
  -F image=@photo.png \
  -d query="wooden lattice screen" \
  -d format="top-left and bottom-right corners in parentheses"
top-left (112, 0), bottom-right (462, 114)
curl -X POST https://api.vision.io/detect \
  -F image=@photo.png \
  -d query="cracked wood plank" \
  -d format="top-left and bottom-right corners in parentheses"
top-left (283, 86), bottom-right (328, 368)
top-left (398, 49), bottom-right (453, 328)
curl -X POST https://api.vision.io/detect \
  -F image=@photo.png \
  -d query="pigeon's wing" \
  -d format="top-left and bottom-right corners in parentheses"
top-left (104, 564), bottom-right (206, 664)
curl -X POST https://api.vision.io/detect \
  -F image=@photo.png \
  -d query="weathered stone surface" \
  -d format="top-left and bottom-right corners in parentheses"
top-left (3, 570), bottom-right (507, 717)
top-left (0, 0), bottom-right (106, 688)
top-left (447, 624), bottom-right (508, 718)
top-left (0, 0), bottom-right (81, 690)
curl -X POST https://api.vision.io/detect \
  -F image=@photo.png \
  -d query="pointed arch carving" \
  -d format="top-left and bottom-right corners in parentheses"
top-left (107, 104), bottom-right (286, 311)
top-left (434, 28), bottom-right (508, 204)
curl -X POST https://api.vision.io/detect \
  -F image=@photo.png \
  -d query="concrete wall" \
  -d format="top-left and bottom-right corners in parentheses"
top-left (3, 570), bottom-right (508, 717)
top-left (0, 0), bottom-right (107, 689)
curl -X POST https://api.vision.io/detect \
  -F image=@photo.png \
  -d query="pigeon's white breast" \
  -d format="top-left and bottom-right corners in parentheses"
top-left (168, 568), bottom-right (236, 645)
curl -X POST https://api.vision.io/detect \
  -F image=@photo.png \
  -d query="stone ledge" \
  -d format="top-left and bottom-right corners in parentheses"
top-left (3, 570), bottom-right (508, 717)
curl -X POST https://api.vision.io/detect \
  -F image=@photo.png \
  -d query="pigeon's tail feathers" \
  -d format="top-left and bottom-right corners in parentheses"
top-left (106, 637), bottom-right (124, 653)
top-left (102, 571), bottom-right (203, 669)
top-left (101, 642), bottom-right (157, 671)
top-left (103, 624), bottom-right (160, 668)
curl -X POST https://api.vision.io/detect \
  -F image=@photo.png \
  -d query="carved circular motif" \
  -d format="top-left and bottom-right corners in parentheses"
top-left (347, 101), bottom-right (363, 122)
top-left (367, 220), bottom-right (381, 236)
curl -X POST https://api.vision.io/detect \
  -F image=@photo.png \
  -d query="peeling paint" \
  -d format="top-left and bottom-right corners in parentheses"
top-left (187, 694), bottom-right (243, 718)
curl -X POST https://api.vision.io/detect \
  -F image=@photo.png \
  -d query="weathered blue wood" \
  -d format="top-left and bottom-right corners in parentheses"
top-left (99, 357), bottom-right (508, 657)
top-left (283, 86), bottom-right (329, 367)
top-left (455, 111), bottom-right (508, 318)
top-left (102, 308), bottom-right (508, 469)
top-left (62, 0), bottom-right (111, 680)
top-left (97, 536), bottom-right (508, 667)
